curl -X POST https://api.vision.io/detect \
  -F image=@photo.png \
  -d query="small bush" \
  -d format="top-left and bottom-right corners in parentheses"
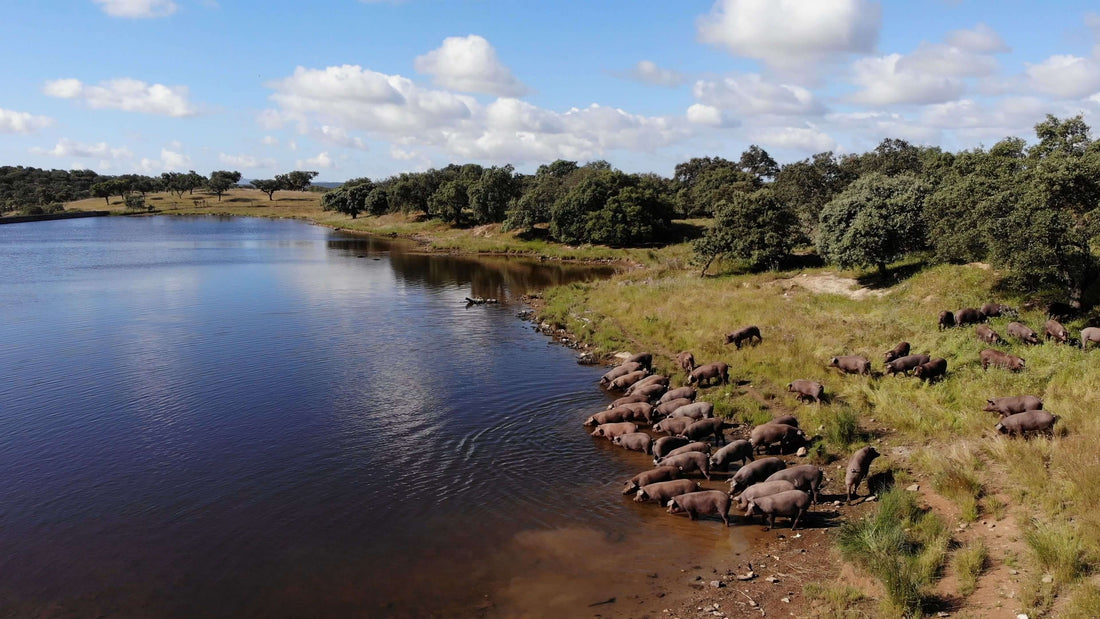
top-left (953, 539), bottom-right (988, 597)
top-left (1024, 519), bottom-right (1090, 583)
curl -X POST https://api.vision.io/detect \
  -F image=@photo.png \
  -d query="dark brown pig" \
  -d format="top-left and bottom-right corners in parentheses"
top-left (607, 393), bottom-right (650, 409)
top-left (622, 466), bottom-right (679, 494)
top-left (599, 361), bottom-right (643, 386)
top-left (626, 374), bottom-right (668, 395)
top-left (634, 479), bottom-right (700, 504)
top-left (627, 382), bottom-right (666, 402)
top-left (613, 432), bottom-right (653, 454)
top-left (626, 352), bottom-right (653, 370)
top-left (734, 480), bottom-right (796, 510)
top-left (680, 418), bottom-right (726, 444)
top-left (980, 348), bottom-right (1025, 371)
top-left (724, 325), bottom-right (762, 349)
top-left (913, 357), bottom-right (947, 383)
top-left (590, 422), bottom-right (638, 440)
top-left (744, 489), bottom-right (812, 530)
top-left (750, 423), bottom-right (806, 453)
top-left (829, 355), bottom-right (871, 375)
top-left (652, 416), bottom-right (694, 436)
top-left (583, 408), bottom-right (631, 427)
top-left (885, 353), bottom-right (931, 376)
top-left (938, 310), bottom-right (956, 330)
top-left (771, 415), bottom-right (799, 428)
top-left (659, 387), bottom-right (696, 404)
top-left (609, 370), bottom-right (648, 391)
top-left (845, 446), bottom-right (880, 503)
top-left (995, 410), bottom-right (1058, 437)
top-left (955, 308), bottom-right (986, 326)
top-left (981, 302), bottom-right (1017, 318)
top-left (668, 401), bottom-right (714, 420)
top-left (1044, 319), bottom-right (1069, 343)
top-left (884, 342), bottom-right (910, 363)
top-left (709, 439), bottom-right (753, 471)
top-left (976, 323), bottom-right (1003, 344)
top-left (652, 436), bottom-right (690, 460)
top-left (1006, 321), bottom-right (1040, 345)
top-left (656, 442), bottom-right (711, 465)
top-left (676, 351), bottom-right (695, 374)
top-left (688, 362), bottom-right (729, 387)
top-left (654, 397), bottom-right (693, 418)
top-left (1082, 327), bottom-right (1100, 350)
top-left (613, 402), bottom-right (655, 424)
top-left (660, 451), bottom-right (711, 480)
top-left (983, 396), bottom-right (1043, 416)
top-left (666, 491), bottom-right (732, 526)
top-left (786, 379), bottom-right (824, 403)
top-left (765, 464), bottom-right (824, 504)
top-left (728, 457), bottom-right (787, 494)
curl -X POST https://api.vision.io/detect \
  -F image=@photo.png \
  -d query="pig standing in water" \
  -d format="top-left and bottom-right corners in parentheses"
top-left (729, 457), bottom-right (787, 494)
top-left (613, 432), bottom-right (653, 454)
top-left (622, 467), bottom-right (679, 494)
top-left (590, 422), bottom-right (638, 440)
top-left (666, 491), bottom-right (732, 526)
top-left (845, 446), bottom-right (880, 503)
top-left (634, 479), bottom-right (700, 504)
top-left (680, 417), bottom-right (726, 444)
top-left (655, 442), bottom-right (711, 465)
top-left (660, 451), bottom-right (711, 480)
top-left (659, 387), bottom-right (696, 404)
top-left (651, 436), bottom-right (690, 460)
top-left (744, 490), bottom-right (812, 531)
top-left (600, 361), bottom-right (643, 386)
top-left (765, 465), bottom-right (824, 504)
top-left (652, 417), bottom-right (693, 436)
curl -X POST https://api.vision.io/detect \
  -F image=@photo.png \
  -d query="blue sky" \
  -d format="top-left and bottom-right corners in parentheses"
top-left (3, 1), bottom-right (1100, 182)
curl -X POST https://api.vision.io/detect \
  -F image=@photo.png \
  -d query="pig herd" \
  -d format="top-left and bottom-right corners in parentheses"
top-left (584, 303), bottom-right (1074, 529)
top-left (586, 341), bottom-right (884, 531)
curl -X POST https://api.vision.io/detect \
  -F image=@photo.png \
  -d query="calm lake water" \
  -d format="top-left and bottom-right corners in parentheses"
top-left (0, 216), bottom-right (747, 617)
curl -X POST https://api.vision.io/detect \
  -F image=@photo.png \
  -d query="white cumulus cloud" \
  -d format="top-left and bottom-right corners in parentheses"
top-left (314, 125), bottom-right (367, 149)
top-left (749, 125), bottom-right (837, 152)
top-left (414, 34), bottom-right (528, 97)
top-left (219, 153), bottom-right (276, 169)
top-left (140, 147), bottom-right (192, 173)
top-left (945, 23), bottom-right (1009, 53)
top-left (693, 74), bottom-right (824, 115)
top-left (0, 107), bottom-right (53, 134)
top-left (628, 60), bottom-right (688, 87)
top-left (686, 103), bottom-right (732, 127)
top-left (1025, 55), bottom-right (1100, 99)
top-left (32, 138), bottom-right (132, 159)
top-left (849, 53), bottom-right (965, 105)
top-left (43, 77), bottom-right (197, 117)
top-left (92, 0), bottom-right (177, 18)
top-left (697, 0), bottom-right (881, 70)
top-left (297, 152), bottom-right (333, 169)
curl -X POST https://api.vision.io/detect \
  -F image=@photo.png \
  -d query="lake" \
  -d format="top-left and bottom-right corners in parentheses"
top-left (0, 216), bottom-right (748, 617)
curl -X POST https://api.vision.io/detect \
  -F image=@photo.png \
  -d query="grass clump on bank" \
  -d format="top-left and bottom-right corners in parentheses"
top-left (953, 539), bottom-right (988, 597)
top-left (837, 488), bottom-right (950, 616)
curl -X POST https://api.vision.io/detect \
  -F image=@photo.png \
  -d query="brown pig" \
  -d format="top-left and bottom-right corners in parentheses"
top-left (983, 396), bottom-right (1043, 416)
top-left (728, 457), bottom-right (787, 494)
top-left (609, 370), bottom-right (648, 391)
top-left (680, 418), bottom-right (726, 444)
top-left (656, 441), bottom-right (712, 465)
top-left (786, 379), bottom-right (824, 403)
top-left (1006, 321), bottom-right (1040, 345)
top-left (613, 432), bottom-right (654, 454)
top-left (668, 401), bottom-right (714, 420)
top-left (750, 423), bottom-right (806, 453)
top-left (584, 408), bottom-right (631, 427)
top-left (666, 490), bottom-right (732, 526)
top-left (980, 348), bottom-right (1025, 371)
top-left (771, 415), bottom-right (799, 427)
top-left (744, 490), bottom-right (812, 530)
top-left (829, 355), bottom-right (871, 375)
top-left (1044, 319), bottom-right (1069, 343)
top-left (590, 422), bottom-right (638, 440)
top-left (614, 402), bottom-right (656, 424)
top-left (634, 479), bottom-right (700, 504)
top-left (659, 387), bottom-right (696, 404)
top-left (955, 308), bottom-right (986, 326)
top-left (652, 436), bottom-right (690, 460)
top-left (980, 302), bottom-right (1017, 318)
top-left (845, 446), bottom-right (880, 503)
top-left (622, 466), bottom-right (679, 494)
top-left (724, 325), bottom-right (762, 349)
top-left (654, 397), bottom-right (693, 418)
top-left (913, 357), bottom-right (947, 383)
top-left (652, 416), bottom-right (694, 436)
top-left (709, 439), bottom-right (753, 471)
top-left (607, 393), bottom-right (650, 409)
top-left (765, 464), bottom-right (824, 504)
top-left (884, 341), bottom-right (910, 363)
top-left (660, 451), bottom-right (711, 480)
top-left (975, 323), bottom-right (1003, 344)
top-left (627, 382), bottom-right (666, 402)
top-left (1082, 327), bottom-right (1100, 350)
top-left (688, 362), bottom-right (729, 387)
top-left (676, 351), bottom-right (695, 374)
top-left (885, 353), bottom-right (931, 376)
top-left (938, 310), bottom-right (956, 330)
top-left (734, 480), bottom-right (796, 510)
top-left (995, 410), bottom-right (1058, 437)
top-left (626, 374), bottom-right (668, 395)
top-left (600, 361), bottom-right (643, 385)
top-left (626, 352), bottom-right (653, 371)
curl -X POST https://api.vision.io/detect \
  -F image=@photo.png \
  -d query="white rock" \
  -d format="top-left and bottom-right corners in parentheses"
top-left (781, 597), bottom-right (790, 603)
top-left (1042, 574), bottom-right (1053, 584)
top-left (906, 484), bottom-right (919, 492)
top-left (796, 446), bottom-right (808, 457)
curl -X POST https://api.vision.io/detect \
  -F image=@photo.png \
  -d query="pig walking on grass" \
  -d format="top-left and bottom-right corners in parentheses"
top-left (786, 379), bottom-right (824, 403)
top-left (829, 355), bottom-right (871, 375)
top-left (884, 342), bottom-right (910, 363)
top-left (765, 465), bottom-right (824, 504)
top-left (845, 446), bottom-right (880, 503)
top-left (1006, 322), bottom-right (1040, 345)
top-left (980, 348), bottom-right (1025, 371)
top-left (995, 411), bottom-right (1058, 438)
top-left (983, 396), bottom-right (1042, 416)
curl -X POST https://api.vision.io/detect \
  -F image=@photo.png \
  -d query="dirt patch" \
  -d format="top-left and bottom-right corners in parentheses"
top-left (776, 273), bottom-right (887, 300)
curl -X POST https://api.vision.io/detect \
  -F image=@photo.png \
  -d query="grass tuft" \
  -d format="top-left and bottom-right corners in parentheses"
top-left (953, 539), bottom-right (988, 597)
top-left (1024, 519), bottom-right (1091, 584)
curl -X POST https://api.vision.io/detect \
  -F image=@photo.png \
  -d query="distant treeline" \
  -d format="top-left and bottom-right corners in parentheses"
top-left (323, 114), bottom-right (1100, 305)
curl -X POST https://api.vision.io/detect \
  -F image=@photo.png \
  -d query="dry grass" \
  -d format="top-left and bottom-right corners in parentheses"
top-left (953, 539), bottom-right (988, 597)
